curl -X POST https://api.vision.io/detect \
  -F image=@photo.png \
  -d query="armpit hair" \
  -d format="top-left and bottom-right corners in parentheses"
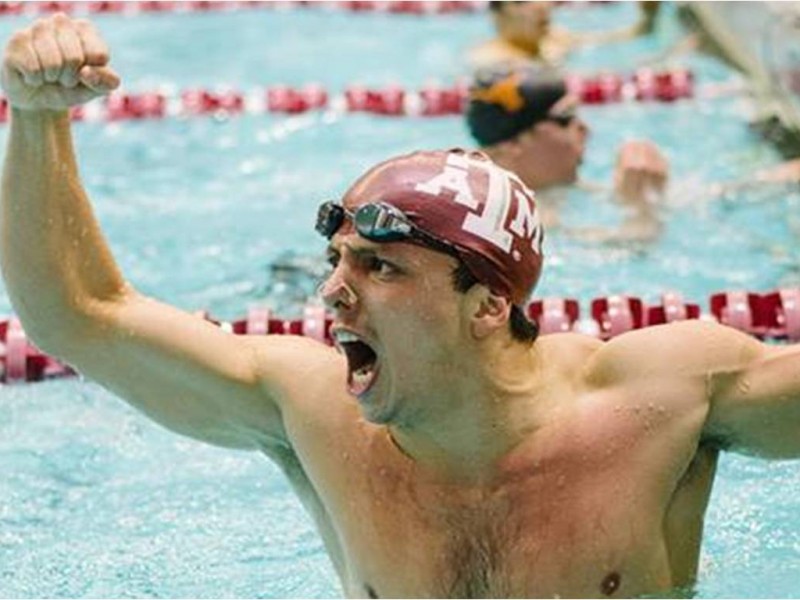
top-left (699, 429), bottom-right (734, 452)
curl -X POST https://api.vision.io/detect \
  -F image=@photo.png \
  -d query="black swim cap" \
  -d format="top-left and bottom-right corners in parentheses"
top-left (466, 66), bottom-right (567, 147)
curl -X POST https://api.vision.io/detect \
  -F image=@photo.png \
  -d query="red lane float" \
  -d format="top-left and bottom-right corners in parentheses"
top-left (106, 92), bottom-right (166, 120)
top-left (633, 68), bottom-right (694, 102)
top-left (229, 305), bottom-right (332, 341)
top-left (710, 288), bottom-right (800, 341)
top-left (267, 84), bottom-right (328, 114)
top-left (566, 68), bottom-right (694, 105)
top-left (527, 298), bottom-right (580, 335)
top-left (591, 295), bottom-right (645, 340)
top-left (0, 318), bottom-right (75, 384)
top-left (646, 292), bottom-right (701, 325)
top-left (182, 89), bottom-right (244, 116)
top-left (764, 289), bottom-right (800, 341)
top-left (710, 290), bottom-right (758, 336)
top-left (4, 287), bottom-right (798, 384)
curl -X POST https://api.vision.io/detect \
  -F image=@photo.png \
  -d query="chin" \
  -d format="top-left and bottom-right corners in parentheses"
top-left (356, 387), bottom-right (397, 425)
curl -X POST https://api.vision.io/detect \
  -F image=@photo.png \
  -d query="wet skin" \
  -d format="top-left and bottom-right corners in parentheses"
top-left (260, 236), bottom-right (721, 598)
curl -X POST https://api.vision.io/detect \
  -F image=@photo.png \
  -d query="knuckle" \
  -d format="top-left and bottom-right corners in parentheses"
top-left (40, 56), bottom-right (61, 72)
top-left (51, 11), bottom-right (72, 25)
top-left (73, 18), bottom-right (96, 33)
top-left (62, 53), bottom-right (82, 70)
top-left (8, 31), bottom-right (30, 48)
top-left (31, 20), bottom-right (52, 36)
top-left (85, 49), bottom-right (109, 64)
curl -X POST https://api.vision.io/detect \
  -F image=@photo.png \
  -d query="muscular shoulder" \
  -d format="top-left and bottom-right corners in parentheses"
top-left (533, 332), bottom-right (603, 383)
top-left (584, 320), bottom-right (762, 388)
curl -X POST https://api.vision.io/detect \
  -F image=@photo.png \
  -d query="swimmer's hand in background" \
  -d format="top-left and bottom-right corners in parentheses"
top-left (1, 14), bottom-right (119, 111)
top-left (613, 139), bottom-right (669, 206)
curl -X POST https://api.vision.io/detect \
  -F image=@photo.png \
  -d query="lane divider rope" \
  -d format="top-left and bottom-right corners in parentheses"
top-left (2, 288), bottom-right (798, 383)
top-left (0, 69), bottom-right (697, 124)
top-left (0, 1), bottom-right (619, 18)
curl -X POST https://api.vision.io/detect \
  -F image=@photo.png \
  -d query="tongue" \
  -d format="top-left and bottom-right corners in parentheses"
top-left (342, 341), bottom-right (378, 396)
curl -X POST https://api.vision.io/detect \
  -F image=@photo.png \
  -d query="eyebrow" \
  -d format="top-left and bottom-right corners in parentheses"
top-left (326, 241), bottom-right (382, 259)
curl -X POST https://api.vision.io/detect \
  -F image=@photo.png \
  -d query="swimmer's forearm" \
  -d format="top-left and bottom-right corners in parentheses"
top-left (1, 109), bottom-right (128, 347)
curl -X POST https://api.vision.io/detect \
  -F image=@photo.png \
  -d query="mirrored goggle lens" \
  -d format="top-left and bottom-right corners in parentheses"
top-left (545, 111), bottom-right (576, 128)
top-left (316, 201), bottom-right (346, 239)
top-left (354, 203), bottom-right (412, 242)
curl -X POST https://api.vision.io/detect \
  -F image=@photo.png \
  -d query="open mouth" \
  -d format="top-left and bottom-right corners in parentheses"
top-left (333, 330), bottom-right (380, 397)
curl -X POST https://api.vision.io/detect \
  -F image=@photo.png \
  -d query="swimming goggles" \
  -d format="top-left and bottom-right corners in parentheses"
top-left (316, 201), bottom-right (462, 259)
top-left (541, 106), bottom-right (578, 128)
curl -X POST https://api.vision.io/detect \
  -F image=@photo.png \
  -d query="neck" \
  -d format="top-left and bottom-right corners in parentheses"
top-left (387, 336), bottom-right (543, 484)
top-left (484, 144), bottom-right (568, 192)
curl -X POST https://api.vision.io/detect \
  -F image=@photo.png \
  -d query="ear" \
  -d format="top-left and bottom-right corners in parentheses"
top-left (469, 287), bottom-right (512, 340)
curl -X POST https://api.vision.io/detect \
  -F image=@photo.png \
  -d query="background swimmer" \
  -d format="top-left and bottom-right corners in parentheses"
top-left (469, 1), bottom-right (662, 70)
top-left (467, 66), bottom-right (669, 243)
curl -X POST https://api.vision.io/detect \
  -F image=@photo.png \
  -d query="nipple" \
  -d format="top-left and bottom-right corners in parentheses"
top-left (600, 572), bottom-right (621, 596)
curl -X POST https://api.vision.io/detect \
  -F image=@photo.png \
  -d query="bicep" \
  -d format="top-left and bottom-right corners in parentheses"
top-left (61, 291), bottom-right (310, 451)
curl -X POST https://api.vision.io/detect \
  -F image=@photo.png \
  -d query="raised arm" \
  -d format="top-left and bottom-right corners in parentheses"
top-left (565, 140), bottom-right (666, 245)
top-left (0, 15), bottom-right (318, 452)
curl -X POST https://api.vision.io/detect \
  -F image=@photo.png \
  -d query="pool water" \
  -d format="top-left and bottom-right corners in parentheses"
top-left (0, 3), bottom-right (799, 598)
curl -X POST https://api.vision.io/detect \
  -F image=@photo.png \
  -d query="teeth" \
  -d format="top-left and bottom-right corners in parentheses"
top-left (353, 367), bottom-right (373, 384)
top-left (333, 330), bottom-right (362, 344)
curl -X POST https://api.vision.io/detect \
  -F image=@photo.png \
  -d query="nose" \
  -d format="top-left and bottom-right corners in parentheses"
top-left (319, 268), bottom-right (359, 312)
top-left (575, 117), bottom-right (589, 138)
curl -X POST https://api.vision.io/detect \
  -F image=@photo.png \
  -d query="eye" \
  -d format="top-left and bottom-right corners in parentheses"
top-left (326, 251), bottom-right (340, 269)
top-left (367, 256), bottom-right (398, 277)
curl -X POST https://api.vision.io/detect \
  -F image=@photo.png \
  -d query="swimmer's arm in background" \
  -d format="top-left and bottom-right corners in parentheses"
top-left (569, 1), bottom-right (661, 47)
top-left (562, 211), bottom-right (662, 246)
top-left (709, 158), bottom-right (800, 197)
top-left (0, 15), bottom-right (306, 453)
top-left (565, 140), bottom-right (667, 245)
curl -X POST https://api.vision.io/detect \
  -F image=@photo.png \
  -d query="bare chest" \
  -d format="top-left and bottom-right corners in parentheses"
top-left (335, 461), bottom-right (672, 599)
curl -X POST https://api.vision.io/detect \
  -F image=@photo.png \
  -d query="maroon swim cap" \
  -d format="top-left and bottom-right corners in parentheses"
top-left (342, 148), bottom-right (544, 305)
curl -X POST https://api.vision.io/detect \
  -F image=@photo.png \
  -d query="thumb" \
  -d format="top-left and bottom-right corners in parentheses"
top-left (78, 65), bottom-right (120, 94)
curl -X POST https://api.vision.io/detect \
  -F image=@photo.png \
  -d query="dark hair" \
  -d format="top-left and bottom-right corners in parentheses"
top-left (451, 261), bottom-right (539, 344)
top-left (488, 1), bottom-right (509, 13)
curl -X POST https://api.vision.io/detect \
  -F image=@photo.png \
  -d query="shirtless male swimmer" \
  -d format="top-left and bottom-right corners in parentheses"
top-left (3, 15), bottom-right (800, 599)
